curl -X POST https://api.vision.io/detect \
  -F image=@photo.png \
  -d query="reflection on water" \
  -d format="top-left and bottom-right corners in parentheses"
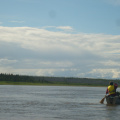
top-left (0, 85), bottom-right (120, 120)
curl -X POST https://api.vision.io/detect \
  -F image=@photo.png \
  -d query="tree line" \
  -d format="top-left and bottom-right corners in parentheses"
top-left (0, 73), bottom-right (120, 86)
top-left (0, 73), bottom-right (48, 83)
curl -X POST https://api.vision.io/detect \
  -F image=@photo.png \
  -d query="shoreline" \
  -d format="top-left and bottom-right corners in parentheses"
top-left (0, 74), bottom-right (118, 87)
top-left (0, 81), bottom-right (107, 87)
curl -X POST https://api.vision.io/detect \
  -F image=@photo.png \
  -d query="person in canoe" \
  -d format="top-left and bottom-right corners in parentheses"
top-left (106, 81), bottom-right (118, 97)
top-left (100, 81), bottom-right (119, 104)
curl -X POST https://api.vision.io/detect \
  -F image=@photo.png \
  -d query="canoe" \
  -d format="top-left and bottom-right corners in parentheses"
top-left (106, 96), bottom-right (120, 105)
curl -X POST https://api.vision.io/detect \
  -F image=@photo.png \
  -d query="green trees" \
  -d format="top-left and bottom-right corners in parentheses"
top-left (0, 73), bottom-right (120, 86)
top-left (0, 73), bottom-right (32, 83)
top-left (0, 73), bottom-right (50, 84)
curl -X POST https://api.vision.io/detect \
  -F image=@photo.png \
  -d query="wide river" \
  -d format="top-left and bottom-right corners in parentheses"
top-left (0, 85), bottom-right (120, 120)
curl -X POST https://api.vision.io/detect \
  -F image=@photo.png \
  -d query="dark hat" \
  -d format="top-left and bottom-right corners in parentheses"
top-left (109, 81), bottom-right (113, 85)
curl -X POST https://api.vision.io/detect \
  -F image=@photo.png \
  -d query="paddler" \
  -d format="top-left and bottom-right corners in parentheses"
top-left (106, 81), bottom-right (118, 97)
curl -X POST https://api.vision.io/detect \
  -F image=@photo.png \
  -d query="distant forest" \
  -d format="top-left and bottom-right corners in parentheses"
top-left (0, 73), bottom-right (46, 83)
top-left (0, 73), bottom-right (120, 86)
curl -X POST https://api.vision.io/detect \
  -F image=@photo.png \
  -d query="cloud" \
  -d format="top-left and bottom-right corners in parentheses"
top-left (42, 26), bottom-right (73, 31)
top-left (0, 59), bottom-right (17, 65)
top-left (0, 26), bottom-right (120, 78)
top-left (56, 26), bottom-right (73, 31)
top-left (89, 69), bottom-right (120, 79)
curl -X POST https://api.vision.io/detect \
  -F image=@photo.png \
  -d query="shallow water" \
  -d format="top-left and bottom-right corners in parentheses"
top-left (0, 85), bottom-right (120, 120)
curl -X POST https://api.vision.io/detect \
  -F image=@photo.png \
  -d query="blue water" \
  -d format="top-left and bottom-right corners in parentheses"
top-left (0, 85), bottom-right (120, 120)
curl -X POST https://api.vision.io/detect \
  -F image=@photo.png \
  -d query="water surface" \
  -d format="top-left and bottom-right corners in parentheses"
top-left (0, 85), bottom-right (120, 120)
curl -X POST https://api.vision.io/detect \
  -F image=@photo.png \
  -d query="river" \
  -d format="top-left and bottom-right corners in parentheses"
top-left (0, 85), bottom-right (120, 120)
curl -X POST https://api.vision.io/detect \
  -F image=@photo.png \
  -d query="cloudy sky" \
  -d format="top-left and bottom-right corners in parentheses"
top-left (0, 0), bottom-right (120, 79)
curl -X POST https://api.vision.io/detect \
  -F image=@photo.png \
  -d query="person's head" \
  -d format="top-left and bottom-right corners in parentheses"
top-left (109, 81), bottom-right (113, 85)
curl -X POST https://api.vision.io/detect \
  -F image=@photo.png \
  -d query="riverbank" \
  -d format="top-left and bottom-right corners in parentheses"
top-left (0, 73), bottom-right (119, 86)
top-left (0, 81), bottom-right (108, 87)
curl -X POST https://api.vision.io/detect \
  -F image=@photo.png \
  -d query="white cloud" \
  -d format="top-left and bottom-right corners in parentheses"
top-left (36, 69), bottom-right (56, 76)
top-left (89, 69), bottom-right (120, 79)
top-left (42, 26), bottom-right (73, 31)
top-left (101, 60), bottom-right (120, 67)
top-left (22, 59), bottom-right (73, 68)
top-left (1, 26), bottom-right (119, 54)
top-left (0, 59), bottom-right (17, 65)
top-left (0, 67), bottom-right (13, 74)
top-left (0, 26), bottom-right (120, 78)
top-left (56, 26), bottom-right (73, 31)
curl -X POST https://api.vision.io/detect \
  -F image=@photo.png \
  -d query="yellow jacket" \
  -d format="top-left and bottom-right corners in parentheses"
top-left (108, 85), bottom-right (115, 95)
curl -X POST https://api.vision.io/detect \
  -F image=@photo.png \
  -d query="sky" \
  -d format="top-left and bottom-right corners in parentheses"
top-left (0, 0), bottom-right (120, 79)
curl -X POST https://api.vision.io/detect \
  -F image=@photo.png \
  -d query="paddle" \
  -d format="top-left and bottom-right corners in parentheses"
top-left (100, 95), bottom-right (106, 104)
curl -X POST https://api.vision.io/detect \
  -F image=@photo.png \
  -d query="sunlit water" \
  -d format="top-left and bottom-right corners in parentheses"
top-left (0, 85), bottom-right (120, 120)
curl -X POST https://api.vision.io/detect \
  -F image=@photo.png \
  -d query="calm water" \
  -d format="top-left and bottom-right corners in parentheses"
top-left (0, 85), bottom-right (120, 120)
